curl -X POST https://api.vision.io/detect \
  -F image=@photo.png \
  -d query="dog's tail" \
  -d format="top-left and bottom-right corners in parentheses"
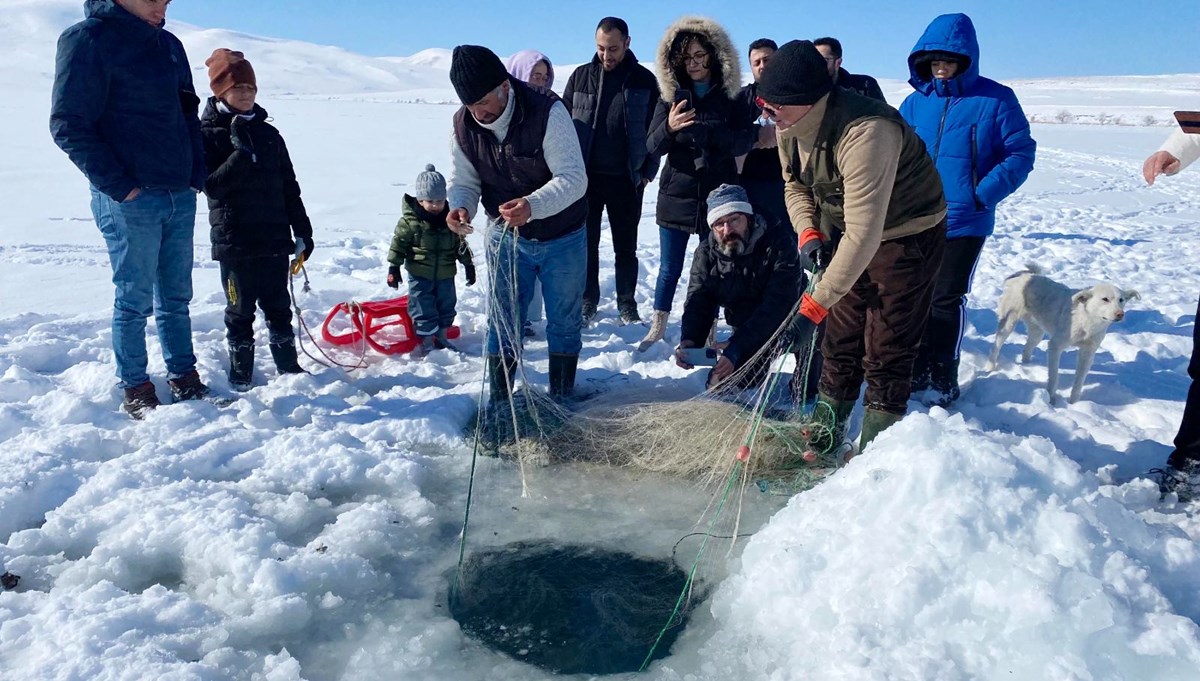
top-left (1004, 262), bottom-right (1044, 283)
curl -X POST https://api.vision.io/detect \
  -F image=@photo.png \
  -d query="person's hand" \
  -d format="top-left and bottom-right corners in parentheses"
top-left (464, 260), bottom-right (476, 287)
top-left (123, 187), bottom-right (141, 203)
top-left (755, 124), bottom-right (778, 149)
top-left (1143, 150), bottom-right (1181, 185)
top-left (784, 294), bottom-right (828, 352)
top-left (798, 229), bottom-right (832, 271)
top-left (784, 314), bottom-right (817, 353)
top-left (674, 340), bottom-right (698, 370)
top-left (708, 356), bottom-right (736, 386)
top-left (230, 117), bottom-right (252, 154)
top-left (499, 198), bottom-right (532, 228)
top-left (295, 237), bottom-right (314, 261)
top-left (447, 208), bottom-right (473, 235)
top-left (667, 99), bottom-right (696, 133)
top-left (387, 265), bottom-right (401, 289)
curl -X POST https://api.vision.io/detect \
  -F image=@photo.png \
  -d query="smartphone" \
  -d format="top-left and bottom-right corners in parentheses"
top-left (674, 89), bottom-right (693, 111)
top-left (679, 347), bottom-right (719, 367)
top-left (1174, 111), bottom-right (1200, 135)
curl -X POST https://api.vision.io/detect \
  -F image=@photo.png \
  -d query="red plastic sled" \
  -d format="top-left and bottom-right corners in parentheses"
top-left (321, 296), bottom-right (460, 355)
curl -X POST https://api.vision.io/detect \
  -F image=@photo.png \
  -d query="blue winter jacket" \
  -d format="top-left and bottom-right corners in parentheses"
top-left (899, 13), bottom-right (1036, 239)
top-left (50, 0), bottom-right (205, 202)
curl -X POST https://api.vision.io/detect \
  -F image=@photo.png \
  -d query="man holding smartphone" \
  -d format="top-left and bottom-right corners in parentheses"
top-left (674, 184), bottom-right (804, 389)
top-left (1144, 117), bottom-right (1200, 498)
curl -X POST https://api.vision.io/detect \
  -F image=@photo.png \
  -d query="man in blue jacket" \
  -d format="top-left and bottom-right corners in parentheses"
top-left (50, 0), bottom-right (209, 419)
top-left (900, 13), bottom-right (1036, 407)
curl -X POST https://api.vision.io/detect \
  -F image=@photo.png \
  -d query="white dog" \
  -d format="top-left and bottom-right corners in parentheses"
top-left (988, 264), bottom-right (1138, 404)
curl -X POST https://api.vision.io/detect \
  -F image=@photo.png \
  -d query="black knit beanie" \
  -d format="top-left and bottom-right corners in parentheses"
top-left (756, 40), bottom-right (834, 106)
top-left (450, 45), bottom-right (510, 105)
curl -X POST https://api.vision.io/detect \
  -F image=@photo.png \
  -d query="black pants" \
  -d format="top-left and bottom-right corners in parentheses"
top-left (1170, 290), bottom-right (1200, 467)
top-left (220, 256), bottom-right (293, 345)
top-left (821, 222), bottom-right (946, 414)
top-left (585, 173), bottom-right (643, 305)
top-left (914, 236), bottom-right (986, 384)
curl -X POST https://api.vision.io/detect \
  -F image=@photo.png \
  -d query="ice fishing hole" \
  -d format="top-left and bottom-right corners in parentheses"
top-left (448, 541), bottom-right (697, 675)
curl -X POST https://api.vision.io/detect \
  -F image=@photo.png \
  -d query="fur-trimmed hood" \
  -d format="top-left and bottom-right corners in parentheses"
top-left (654, 15), bottom-right (742, 103)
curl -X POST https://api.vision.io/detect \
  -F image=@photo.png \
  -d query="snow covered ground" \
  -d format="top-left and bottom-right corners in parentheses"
top-left (2, 2), bottom-right (1200, 679)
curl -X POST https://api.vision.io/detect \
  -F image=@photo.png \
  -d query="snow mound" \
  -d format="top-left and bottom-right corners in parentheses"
top-left (702, 411), bottom-right (1200, 680)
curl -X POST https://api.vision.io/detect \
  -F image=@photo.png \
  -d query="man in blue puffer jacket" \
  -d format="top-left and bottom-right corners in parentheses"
top-left (900, 12), bottom-right (1036, 407)
top-left (50, 0), bottom-right (210, 419)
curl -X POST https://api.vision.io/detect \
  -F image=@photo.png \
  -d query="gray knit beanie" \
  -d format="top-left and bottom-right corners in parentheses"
top-left (706, 184), bottom-right (754, 226)
top-left (414, 164), bottom-right (447, 201)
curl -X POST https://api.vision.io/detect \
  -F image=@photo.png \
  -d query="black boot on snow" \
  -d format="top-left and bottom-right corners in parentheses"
top-left (229, 342), bottom-right (255, 392)
top-left (269, 337), bottom-right (305, 374)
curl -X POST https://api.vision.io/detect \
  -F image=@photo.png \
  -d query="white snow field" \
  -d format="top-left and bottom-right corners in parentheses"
top-left (2, 2), bottom-right (1200, 680)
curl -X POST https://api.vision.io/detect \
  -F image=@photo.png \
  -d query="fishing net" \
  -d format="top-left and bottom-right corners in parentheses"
top-left (451, 219), bottom-right (846, 672)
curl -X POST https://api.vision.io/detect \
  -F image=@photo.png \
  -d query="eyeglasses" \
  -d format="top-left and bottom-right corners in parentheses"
top-left (682, 51), bottom-right (709, 66)
top-left (712, 214), bottom-right (745, 230)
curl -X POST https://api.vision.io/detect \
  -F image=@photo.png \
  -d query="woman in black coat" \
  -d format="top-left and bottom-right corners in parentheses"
top-left (638, 16), bottom-right (765, 351)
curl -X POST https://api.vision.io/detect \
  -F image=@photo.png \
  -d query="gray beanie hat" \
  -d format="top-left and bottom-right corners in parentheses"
top-left (706, 184), bottom-right (754, 226)
top-left (414, 164), bottom-right (447, 201)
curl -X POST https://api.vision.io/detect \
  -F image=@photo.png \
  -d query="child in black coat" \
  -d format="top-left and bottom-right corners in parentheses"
top-left (201, 49), bottom-right (315, 391)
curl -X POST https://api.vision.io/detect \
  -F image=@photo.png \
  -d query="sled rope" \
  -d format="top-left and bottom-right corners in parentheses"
top-left (289, 261), bottom-right (370, 372)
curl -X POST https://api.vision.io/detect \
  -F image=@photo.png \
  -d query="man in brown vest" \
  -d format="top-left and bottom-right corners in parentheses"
top-left (445, 45), bottom-right (589, 403)
top-left (758, 40), bottom-right (947, 455)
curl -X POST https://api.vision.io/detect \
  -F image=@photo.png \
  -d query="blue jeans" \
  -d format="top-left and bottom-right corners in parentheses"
top-left (486, 224), bottom-right (585, 356)
top-left (90, 187), bottom-right (198, 388)
top-left (653, 226), bottom-right (705, 313)
top-left (408, 275), bottom-right (458, 336)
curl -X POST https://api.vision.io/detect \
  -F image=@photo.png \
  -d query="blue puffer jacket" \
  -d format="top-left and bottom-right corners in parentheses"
top-left (899, 13), bottom-right (1036, 239)
top-left (50, 0), bottom-right (205, 202)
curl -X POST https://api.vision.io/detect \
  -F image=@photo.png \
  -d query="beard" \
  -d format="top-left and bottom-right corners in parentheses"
top-left (717, 235), bottom-right (745, 257)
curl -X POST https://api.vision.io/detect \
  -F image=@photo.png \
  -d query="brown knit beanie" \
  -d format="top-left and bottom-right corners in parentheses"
top-left (205, 49), bottom-right (257, 98)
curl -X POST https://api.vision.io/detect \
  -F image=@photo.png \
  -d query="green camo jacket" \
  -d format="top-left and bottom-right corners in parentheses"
top-left (387, 195), bottom-right (474, 281)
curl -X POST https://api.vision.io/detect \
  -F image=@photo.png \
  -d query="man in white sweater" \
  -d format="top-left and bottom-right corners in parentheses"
top-left (445, 45), bottom-right (589, 401)
top-left (1145, 127), bottom-right (1200, 497)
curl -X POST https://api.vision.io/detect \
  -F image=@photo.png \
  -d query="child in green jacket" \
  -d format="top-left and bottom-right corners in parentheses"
top-left (386, 164), bottom-right (476, 353)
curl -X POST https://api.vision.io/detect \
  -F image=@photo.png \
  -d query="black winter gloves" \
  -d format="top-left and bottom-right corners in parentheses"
top-left (798, 228), bottom-right (832, 272)
top-left (387, 265), bottom-right (402, 289)
top-left (230, 117), bottom-right (254, 158)
top-left (784, 294), bottom-right (828, 353)
top-left (464, 260), bottom-right (476, 287)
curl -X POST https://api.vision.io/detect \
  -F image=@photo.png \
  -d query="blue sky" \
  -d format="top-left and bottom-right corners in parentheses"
top-left (171, 0), bottom-right (1199, 80)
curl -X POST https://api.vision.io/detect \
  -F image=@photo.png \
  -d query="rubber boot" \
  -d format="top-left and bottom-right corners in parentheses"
top-left (637, 310), bottom-right (668, 352)
top-left (487, 354), bottom-right (518, 403)
top-left (229, 342), bottom-right (255, 391)
top-left (858, 409), bottom-right (903, 452)
top-left (269, 337), bottom-right (304, 374)
top-left (548, 353), bottom-right (578, 399)
top-left (804, 394), bottom-right (856, 458)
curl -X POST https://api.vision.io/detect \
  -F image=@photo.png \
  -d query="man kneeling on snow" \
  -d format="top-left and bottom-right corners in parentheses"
top-left (674, 184), bottom-right (805, 389)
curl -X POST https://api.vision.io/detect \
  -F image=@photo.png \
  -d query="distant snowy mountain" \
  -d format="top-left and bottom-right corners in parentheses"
top-left (6, 0), bottom-right (1199, 115)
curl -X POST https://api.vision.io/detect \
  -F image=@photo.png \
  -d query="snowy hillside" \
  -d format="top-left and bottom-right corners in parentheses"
top-left (3, 2), bottom-right (1200, 680)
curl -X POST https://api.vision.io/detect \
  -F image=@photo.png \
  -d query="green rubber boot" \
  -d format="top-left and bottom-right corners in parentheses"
top-left (804, 394), bottom-right (856, 458)
top-left (858, 409), bottom-right (903, 452)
